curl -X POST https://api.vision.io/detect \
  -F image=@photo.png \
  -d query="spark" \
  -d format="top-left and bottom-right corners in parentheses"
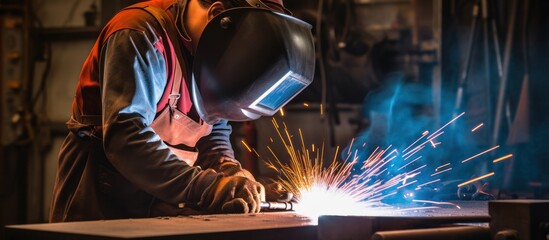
top-left (431, 168), bottom-right (452, 177)
top-left (397, 180), bottom-right (418, 189)
top-left (408, 165), bottom-right (426, 176)
top-left (241, 140), bottom-right (252, 152)
top-left (263, 111), bottom-right (508, 218)
top-left (461, 145), bottom-right (500, 163)
top-left (303, 102), bottom-right (310, 107)
top-left (402, 112), bottom-right (463, 156)
top-left (435, 163), bottom-right (451, 171)
top-left (320, 104), bottom-right (324, 116)
top-left (412, 199), bottom-right (461, 209)
top-left (393, 206), bottom-right (440, 212)
top-left (457, 172), bottom-right (495, 188)
top-left (272, 118), bottom-right (279, 129)
top-left (397, 156), bottom-right (422, 171)
top-left (471, 123), bottom-right (484, 132)
top-left (430, 140), bottom-right (441, 148)
top-left (266, 146), bottom-right (281, 165)
top-left (403, 145), bottom-right (425, 160)
top-left (402, 131), bottom-right (443, 160)
top-left (252, 148), bottom-right (261, 157)
top-left (416, 179), bottom-right (441, 189)
top-left (264, 119), bottom-right (416, 217)
top-left (402, 131), bottom-right (429, 153)
top-left (279, 108), bottom-right (285, 116)
top-left (347, 138), bottom-right (355, 155)
top-left (493, 154), bottom-right (513, 163)
top-left (426, 112), bottom-right (465, 140)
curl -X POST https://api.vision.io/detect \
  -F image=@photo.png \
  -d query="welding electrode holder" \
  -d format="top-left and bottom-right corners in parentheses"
top-left (260, 201), bottom-right (294, 211)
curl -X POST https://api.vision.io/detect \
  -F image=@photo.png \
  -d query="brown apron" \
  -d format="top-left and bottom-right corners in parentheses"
top-left (149, 47), bottom-right (212, 165)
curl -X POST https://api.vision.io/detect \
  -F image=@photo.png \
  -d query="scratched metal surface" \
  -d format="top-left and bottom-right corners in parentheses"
top-left (378, 200), bottom-right (489, 217)
top-left (5, 212), bottom-right (317, 240)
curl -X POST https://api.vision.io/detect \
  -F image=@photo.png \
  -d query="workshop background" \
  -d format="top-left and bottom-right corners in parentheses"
top-left (1, 0), bottom-right (548, 238)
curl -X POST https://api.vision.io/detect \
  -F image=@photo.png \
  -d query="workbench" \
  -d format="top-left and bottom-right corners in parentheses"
top-left (5, 212), bottom-right (317, 240)
top-left (5, 201), bottom-right (493, 240)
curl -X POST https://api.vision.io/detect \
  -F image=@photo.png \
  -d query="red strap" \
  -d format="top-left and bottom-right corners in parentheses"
top-left (131, 4), bottom-right (193, 113)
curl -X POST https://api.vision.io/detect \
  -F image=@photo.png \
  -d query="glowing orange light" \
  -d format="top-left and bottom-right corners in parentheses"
top-left (471, 123), bottom-right (484, 132)
top-left (320, 104), bottom-right (324, 116)
top-left (457, 172), bottom-right (495, 188)
top-left (241, 140), bottom-right (252, 152)
top-left (252, 148), bottom-right (261, 157)
top-left (493, 154), bottom-right (513, 163)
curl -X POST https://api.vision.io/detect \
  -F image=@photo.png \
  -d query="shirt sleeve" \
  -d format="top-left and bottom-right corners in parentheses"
top-left (195, 119), bottom-right (239, 170)
top-left (100, 28), bottom-right (219, 205)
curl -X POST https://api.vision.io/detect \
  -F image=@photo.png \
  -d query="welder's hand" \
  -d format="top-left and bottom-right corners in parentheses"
top-left (218, 161), bottom-right (255, 180)
top-left (264, 182), bottom-right (294, 202)
top-left (205, 175), bottom-right (265, 213)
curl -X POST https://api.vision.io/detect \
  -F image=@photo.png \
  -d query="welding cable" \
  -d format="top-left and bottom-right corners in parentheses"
top-left (260, 201), bottom-right (294, 211)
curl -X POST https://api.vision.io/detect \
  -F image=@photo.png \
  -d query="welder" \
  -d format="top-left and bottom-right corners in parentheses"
top-left (49, 0), bottom-right (314, 222)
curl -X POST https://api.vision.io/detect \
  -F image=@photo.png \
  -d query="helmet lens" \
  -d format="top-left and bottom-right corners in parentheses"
top-left (252, 71), bottom-right (308, 112)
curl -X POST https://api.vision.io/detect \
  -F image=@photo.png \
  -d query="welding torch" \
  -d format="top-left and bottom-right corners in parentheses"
top-left (260, 201), bottom-right (295, 211)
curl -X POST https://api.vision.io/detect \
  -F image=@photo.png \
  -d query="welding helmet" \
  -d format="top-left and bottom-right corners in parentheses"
top-left (191, 4), bottom-right (315, 124)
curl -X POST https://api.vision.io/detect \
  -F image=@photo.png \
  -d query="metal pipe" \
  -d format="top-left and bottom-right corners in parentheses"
top-left (492, 0), bottom-right (518, 146)
top-left (482, 0), bottom-right (493, 134)
top-left (372, 226), bottom-right (491, 240)
top-left (260, 201), bottom-right (294, 211)
top-left (489, 0), bottom-right (512, 130)
top-left (454, 2), bottom-right (479, 113)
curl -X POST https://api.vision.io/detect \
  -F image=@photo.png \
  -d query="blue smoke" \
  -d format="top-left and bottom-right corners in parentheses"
top-left (341, 73), bottom-right (504, 204)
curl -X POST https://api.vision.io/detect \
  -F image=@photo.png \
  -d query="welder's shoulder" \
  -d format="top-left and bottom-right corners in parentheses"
top-left (104, 7), bottom-right (163, 35)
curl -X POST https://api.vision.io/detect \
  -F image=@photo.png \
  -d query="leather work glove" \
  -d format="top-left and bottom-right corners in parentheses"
top-left (264, 182), bottom-right (294, 202)
top-left (195, 170), bottom-right (265, 213)
top-left (218, 161), bottom-right (294, 203)
top-left (204, 175), bottom-right (266, 213)
top-left (217, 161), bottom-right (255, 180)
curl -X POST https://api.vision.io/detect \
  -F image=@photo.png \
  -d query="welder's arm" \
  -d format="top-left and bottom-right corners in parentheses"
top-left (194, 120), bottom-right (255, 179)
top-left (194, 120), bottom-right (236, 169)
top-left (99, 29), bottom-right (262, 213)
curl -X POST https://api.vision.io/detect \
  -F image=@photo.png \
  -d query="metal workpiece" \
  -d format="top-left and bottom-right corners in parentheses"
top-left (318, 215), bottom-right (490, 240)
top-left (318, 201), bottom-right (489, 240)
top-left (489, 200), bottom-right (549, 240)
top-left (371, 225), bottom-right (491, 240)
top-left (5, 212), bottom-right (317, 240)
